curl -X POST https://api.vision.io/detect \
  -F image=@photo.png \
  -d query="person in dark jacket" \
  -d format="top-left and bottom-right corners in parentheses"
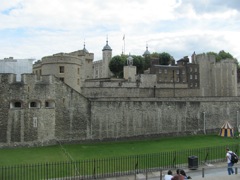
top-left (180, 169), bottom-right (192, 179)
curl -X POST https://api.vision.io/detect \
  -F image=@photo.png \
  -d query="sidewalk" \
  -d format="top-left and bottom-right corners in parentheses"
top-left (100, 162), bottom-right (240, 180)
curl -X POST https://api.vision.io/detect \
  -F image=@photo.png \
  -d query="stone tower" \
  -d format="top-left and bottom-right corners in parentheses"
top-left (102, 39), bottom-right (112, 78)
top-left (32, 43), bottom-right (94, 93)
top-left (195, 53), bottom-right (237, 96)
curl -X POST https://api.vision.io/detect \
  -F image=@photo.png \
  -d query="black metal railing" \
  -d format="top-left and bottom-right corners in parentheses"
top-left (0, 144), bottom-right (239, 180)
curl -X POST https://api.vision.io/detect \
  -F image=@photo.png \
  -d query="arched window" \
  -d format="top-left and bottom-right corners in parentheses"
top-left (30, 102), bottom-right (37, 107)
top-left (15, 102), bottom-right (21, 107)
top-left (29, 101), bottom-right (40, 108)
top-left (45, 100), bottom-right (55, 108)
top-left (10, 101), bottom-right (22, 108)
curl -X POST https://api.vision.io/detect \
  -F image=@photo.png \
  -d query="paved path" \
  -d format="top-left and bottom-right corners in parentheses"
top-left (100, 162), bottom-right (240, 180)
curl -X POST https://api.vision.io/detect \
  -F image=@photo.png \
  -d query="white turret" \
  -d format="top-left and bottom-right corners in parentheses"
top-left (102, 38), bottom-right (112, 78)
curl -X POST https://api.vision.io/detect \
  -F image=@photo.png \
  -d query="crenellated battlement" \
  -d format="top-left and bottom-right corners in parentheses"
top-left (195, 53), bottom-right (216, 64)
top-left (41, 54), bottom-right (81, 63)
top-left (69, 50), bottom-right (94, 59)
top-left (0, 73), bottom-right (17, 83)
top-left (219, 58), bottom-right (237, 64)
top-left (0, 73), bottom-right (55, 84)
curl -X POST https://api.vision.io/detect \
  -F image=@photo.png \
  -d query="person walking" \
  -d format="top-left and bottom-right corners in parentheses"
top-left (226, 148), bottom-right (234, 175)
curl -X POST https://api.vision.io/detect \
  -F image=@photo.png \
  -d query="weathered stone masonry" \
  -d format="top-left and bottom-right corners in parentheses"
top-left (1, 74), bottom-right (240, 148)
top-left (89, 97), bottom-right (240, 140)
top-left (0, 74), bottom-right (90, 147)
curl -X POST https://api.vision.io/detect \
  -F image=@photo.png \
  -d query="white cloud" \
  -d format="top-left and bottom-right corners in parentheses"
top-left (0, 0), bottom-right (239, 61)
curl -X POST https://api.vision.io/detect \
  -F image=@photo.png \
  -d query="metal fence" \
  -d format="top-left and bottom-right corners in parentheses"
top-left (0, 144), bottom-right (239, 180)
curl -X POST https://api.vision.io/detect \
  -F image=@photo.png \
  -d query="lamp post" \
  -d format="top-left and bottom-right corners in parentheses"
top-left (203, 112), bottom-right (206, 134)
top-left (237, 111), bottom-right (239, 134)
top-left (173, 70), bottom-right (175, 97)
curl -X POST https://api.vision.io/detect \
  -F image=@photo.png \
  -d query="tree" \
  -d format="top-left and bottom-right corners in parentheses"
top-left (150, 52), bottom-right (160, 59)
top-left (218, 50), bottom-right (233, 60)
top-left (132, 55), bottom-right (144, 74)
top-left (109, 54), bottom-right (147, 76)
top-left (109, 52), bottom-right (174, 76)
top-left (207, 50), bottom-right (234, 62)
top-left (109, 55), bottom-right (126, 77)
top-left (207, 51), bottom-right (218, 60)
top-left (159, 52), bottom-right (171, 65)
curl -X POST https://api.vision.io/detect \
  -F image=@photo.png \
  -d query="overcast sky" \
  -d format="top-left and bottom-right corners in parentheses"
top-left (0, 0), bottom-right (240, 62)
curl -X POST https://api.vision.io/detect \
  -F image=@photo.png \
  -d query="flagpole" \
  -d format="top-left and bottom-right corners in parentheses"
top-left (123, 34), bottom-right (125, 55)
top-left (124, 36), bottom-right (125, 55)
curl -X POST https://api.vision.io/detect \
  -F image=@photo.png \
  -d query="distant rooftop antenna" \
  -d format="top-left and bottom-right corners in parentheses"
top-left (123, 34), bottom-right (125, 55)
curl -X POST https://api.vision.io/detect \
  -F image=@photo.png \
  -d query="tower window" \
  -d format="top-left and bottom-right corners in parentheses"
top-left (59, 66), bottom-right (64, 73)
top-left (29, 101), bottom-right (40, 108)
top-left (45, 101), bottom-right (49, 107)
top-left (33, 117), bottom-right (38, 128)
top-left (45, 100), bottom-right (55, 108)
top-left (10, 101), bottom-right (22, 108)
top-left (30, 102), bottom-right (37, 107)
top-left (14, 102), bottom-right (22, 108)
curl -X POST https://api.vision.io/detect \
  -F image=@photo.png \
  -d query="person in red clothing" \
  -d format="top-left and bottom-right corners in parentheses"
top-left (171, 169), bottom-right (184, 180)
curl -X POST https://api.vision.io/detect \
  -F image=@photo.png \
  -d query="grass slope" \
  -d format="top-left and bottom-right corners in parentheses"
top-left (0, 135), bottom-right (238, 166)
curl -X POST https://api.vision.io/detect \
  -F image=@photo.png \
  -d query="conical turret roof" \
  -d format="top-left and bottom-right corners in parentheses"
top-left (143, 45), bottom-right (150, 56)
top-left (82, 42), bottom-right (89, 53)
top-left (102, 40), bottom-right (112, 51)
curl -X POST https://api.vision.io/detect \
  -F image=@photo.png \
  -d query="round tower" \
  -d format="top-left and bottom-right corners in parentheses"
top-left (102, 39), bottom-right (112, 78)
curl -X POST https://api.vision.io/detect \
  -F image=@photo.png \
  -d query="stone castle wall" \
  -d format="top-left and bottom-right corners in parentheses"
top-left (1, 73), bottom-right (240, 148)
top-left (0, 53), bottom-right (239, 148)
top-left (81, 86), bottom-right (199, 98)
top-left (81, 55), bottom-right (237, 98)
top-left (0, 74), bottom-right (90, 147)
top-left (89, 97), bottom-right (240, 140)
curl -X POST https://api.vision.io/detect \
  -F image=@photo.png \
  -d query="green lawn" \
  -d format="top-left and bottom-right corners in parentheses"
top-left (0, 134), bottom-right (238, 166)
